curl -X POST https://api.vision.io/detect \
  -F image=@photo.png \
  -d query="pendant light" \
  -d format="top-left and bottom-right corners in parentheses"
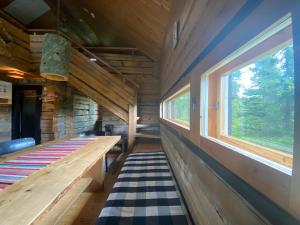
top-left (40, 0), bottom-right (70, 81)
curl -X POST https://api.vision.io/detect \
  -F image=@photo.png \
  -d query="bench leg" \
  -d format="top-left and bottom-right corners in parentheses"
top-left (84, 157), bottom-right (105, 192)
top-left (105, 153), bottom-right (108, 172)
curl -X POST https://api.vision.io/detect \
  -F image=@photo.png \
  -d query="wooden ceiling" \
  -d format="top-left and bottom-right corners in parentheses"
top-left (1, 0), bottom-right (172, 60)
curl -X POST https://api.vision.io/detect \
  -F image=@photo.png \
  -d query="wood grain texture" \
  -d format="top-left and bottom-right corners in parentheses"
top-left (68, 75), bottom-right (128, 122)
top-left (159, 0), bottom-right (246, 95)
top-left (30, 0), bottom-right (171, 60)
top-left (97, 53), bottom-right (160, 126)
top-left (0, 18), bottom-right (32, 72)
top-left (40, 83), bottom-right (99, 143)
top-left (30, 35), bottom-right (136, 123)
top-left (159, 0), bottom-right (299, 220)
top-left (0, 136), bottom-right (120, 225)
top-left (32, 178), bottom-right (93, 225)
top-left (161, 124), bottom-right (270, 225)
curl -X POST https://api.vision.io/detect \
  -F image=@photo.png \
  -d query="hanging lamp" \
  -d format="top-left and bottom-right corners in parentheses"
top-left (40, 0), bottom-right (70, 81)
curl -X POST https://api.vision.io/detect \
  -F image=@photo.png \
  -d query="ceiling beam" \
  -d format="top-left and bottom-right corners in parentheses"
top-left (0, 0), bottom-right (13, 9)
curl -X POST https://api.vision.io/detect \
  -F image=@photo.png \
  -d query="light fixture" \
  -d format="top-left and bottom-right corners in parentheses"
top-left (89, 58), bottom-right (97, 62)
top-left (8, 74), bottom-right (23, 79)
top-left (40, 0), bottom-right (70, 82)
top-left (7, 70), bottom-right (24, 79)
top-left (40, 33), bottom-right (70, 81)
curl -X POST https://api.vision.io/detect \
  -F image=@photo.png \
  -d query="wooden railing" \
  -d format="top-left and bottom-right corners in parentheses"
top-left (27, 29), bottom-right (139, 89)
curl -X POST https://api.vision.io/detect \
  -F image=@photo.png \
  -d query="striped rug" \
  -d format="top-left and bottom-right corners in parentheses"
top-left (0, 137), bottom-right (97, 191)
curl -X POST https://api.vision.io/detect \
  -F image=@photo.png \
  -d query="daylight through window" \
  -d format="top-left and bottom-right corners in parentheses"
top-left (163, 84), bottom-right (190, 128)
top-left (202, 17), bottom-right (294, 168)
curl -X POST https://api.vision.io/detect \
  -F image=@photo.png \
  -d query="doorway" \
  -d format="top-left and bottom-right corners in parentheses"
top-left (12, 85), bottom-right (42, 144)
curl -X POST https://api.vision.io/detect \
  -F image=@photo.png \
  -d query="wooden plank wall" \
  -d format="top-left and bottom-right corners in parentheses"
top-left (97, 53), bottom-right (160, 126)
top-left (159, 0), bottom-right (300, 224)
top-left (161, 125), bottom-right (269, 225)
top-left (161, 124), bottom-right (270, 225)
top-left (0, 105), bottom-right (11, 142)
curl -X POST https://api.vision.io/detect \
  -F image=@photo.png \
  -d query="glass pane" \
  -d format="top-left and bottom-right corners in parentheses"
top-left (169, 91), bottom-right (190, 124)
top-left (227, 45), bottom-right (294, 154)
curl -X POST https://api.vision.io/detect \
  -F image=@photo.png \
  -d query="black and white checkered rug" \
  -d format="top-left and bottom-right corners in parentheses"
top-left (96, 152), bottom-right (189, 225)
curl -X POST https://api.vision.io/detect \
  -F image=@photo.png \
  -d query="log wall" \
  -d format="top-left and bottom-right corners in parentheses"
top-left (40, 83), bottom-right (99, 143)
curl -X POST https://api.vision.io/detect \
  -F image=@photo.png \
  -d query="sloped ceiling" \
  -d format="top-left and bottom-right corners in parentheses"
top-left (1, 0), bottom-right (172, 60)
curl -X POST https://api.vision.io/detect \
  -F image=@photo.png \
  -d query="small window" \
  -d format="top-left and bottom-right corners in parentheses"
top-left (163, 84), bottom-right (190, 128)
top-left (201, 16), bottom-right (294, 168)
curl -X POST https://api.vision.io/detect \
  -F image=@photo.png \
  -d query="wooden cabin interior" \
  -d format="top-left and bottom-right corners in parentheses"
top-left (0, 0), bottom-right (299, 224)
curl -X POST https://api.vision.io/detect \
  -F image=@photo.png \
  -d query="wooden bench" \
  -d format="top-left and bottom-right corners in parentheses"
top-left (0, 136), bottom-right (120, 225)
top-left (96, 151), bottom-right (190, 225)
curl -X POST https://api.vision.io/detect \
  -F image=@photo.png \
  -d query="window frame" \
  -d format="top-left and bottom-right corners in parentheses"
top-left (201, 15), bottom-right (294, 169)
top-left (163, 84), bottom-right (191, 129)
top-left (162, 10), bottom-right (300, 219)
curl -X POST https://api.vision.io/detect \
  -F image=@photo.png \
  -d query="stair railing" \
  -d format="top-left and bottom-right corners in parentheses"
top-left (28, 29), bottom-right (139, 89)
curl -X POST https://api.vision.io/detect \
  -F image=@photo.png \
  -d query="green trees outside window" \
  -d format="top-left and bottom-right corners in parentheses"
top-left (169, 91), bottom-right (190, 124)
top-left (227, 45), bottom-right (294, 154)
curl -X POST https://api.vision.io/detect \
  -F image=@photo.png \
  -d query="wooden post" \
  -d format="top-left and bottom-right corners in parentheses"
top-left (128, 99), bottom-right (137, 151)
top-left (190, 75), bottom-right (200, 145)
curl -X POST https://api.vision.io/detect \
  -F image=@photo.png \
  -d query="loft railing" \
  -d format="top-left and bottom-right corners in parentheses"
top-left (27, 29), bottom-right (139, 89)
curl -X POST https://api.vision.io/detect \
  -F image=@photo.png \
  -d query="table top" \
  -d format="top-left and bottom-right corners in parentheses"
top-left (0, 136), bottom-right (120, 225)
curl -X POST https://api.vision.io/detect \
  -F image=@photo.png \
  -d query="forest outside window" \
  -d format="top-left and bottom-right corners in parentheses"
top-left (202, 16), bottom-right (294, 168)
top-left (163, 84), bottom-right (190, 128)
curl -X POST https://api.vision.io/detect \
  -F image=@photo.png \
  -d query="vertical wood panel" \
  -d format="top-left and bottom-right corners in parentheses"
top-left (128, 102), bottom-right (137, 151)
top-left (190, 74), bottom-right (200, 144)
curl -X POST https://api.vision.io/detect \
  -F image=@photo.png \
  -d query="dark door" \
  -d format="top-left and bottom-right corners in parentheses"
top-left (12, 86), bottom-right (42, 144)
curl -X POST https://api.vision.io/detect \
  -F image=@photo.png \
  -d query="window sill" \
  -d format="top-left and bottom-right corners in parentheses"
top-left (202, 135), bottom-right (292, 176)
top-left (162, 118), bottom-right (190, 130)
top-left (219, 135), bottom-right (292, 168)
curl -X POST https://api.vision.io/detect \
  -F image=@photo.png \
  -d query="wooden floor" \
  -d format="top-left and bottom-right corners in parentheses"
top-left (58, 140), bottom-right (162, 225)
top-left (133, 139), bottom-right (162, 153)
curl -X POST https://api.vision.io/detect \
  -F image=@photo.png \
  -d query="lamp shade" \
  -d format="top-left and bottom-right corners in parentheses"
top-left (40, 33), bottom-right (70, 81)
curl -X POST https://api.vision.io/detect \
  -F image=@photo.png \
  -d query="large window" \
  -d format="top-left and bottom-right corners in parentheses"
top-left (163, 84), bottom-right (190, 128)
top-left (202, 17), bottom-right (294, 168)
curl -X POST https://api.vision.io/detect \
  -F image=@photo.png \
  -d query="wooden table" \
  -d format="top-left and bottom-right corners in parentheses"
top-left (0, 136), bottom-right (120, 225)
